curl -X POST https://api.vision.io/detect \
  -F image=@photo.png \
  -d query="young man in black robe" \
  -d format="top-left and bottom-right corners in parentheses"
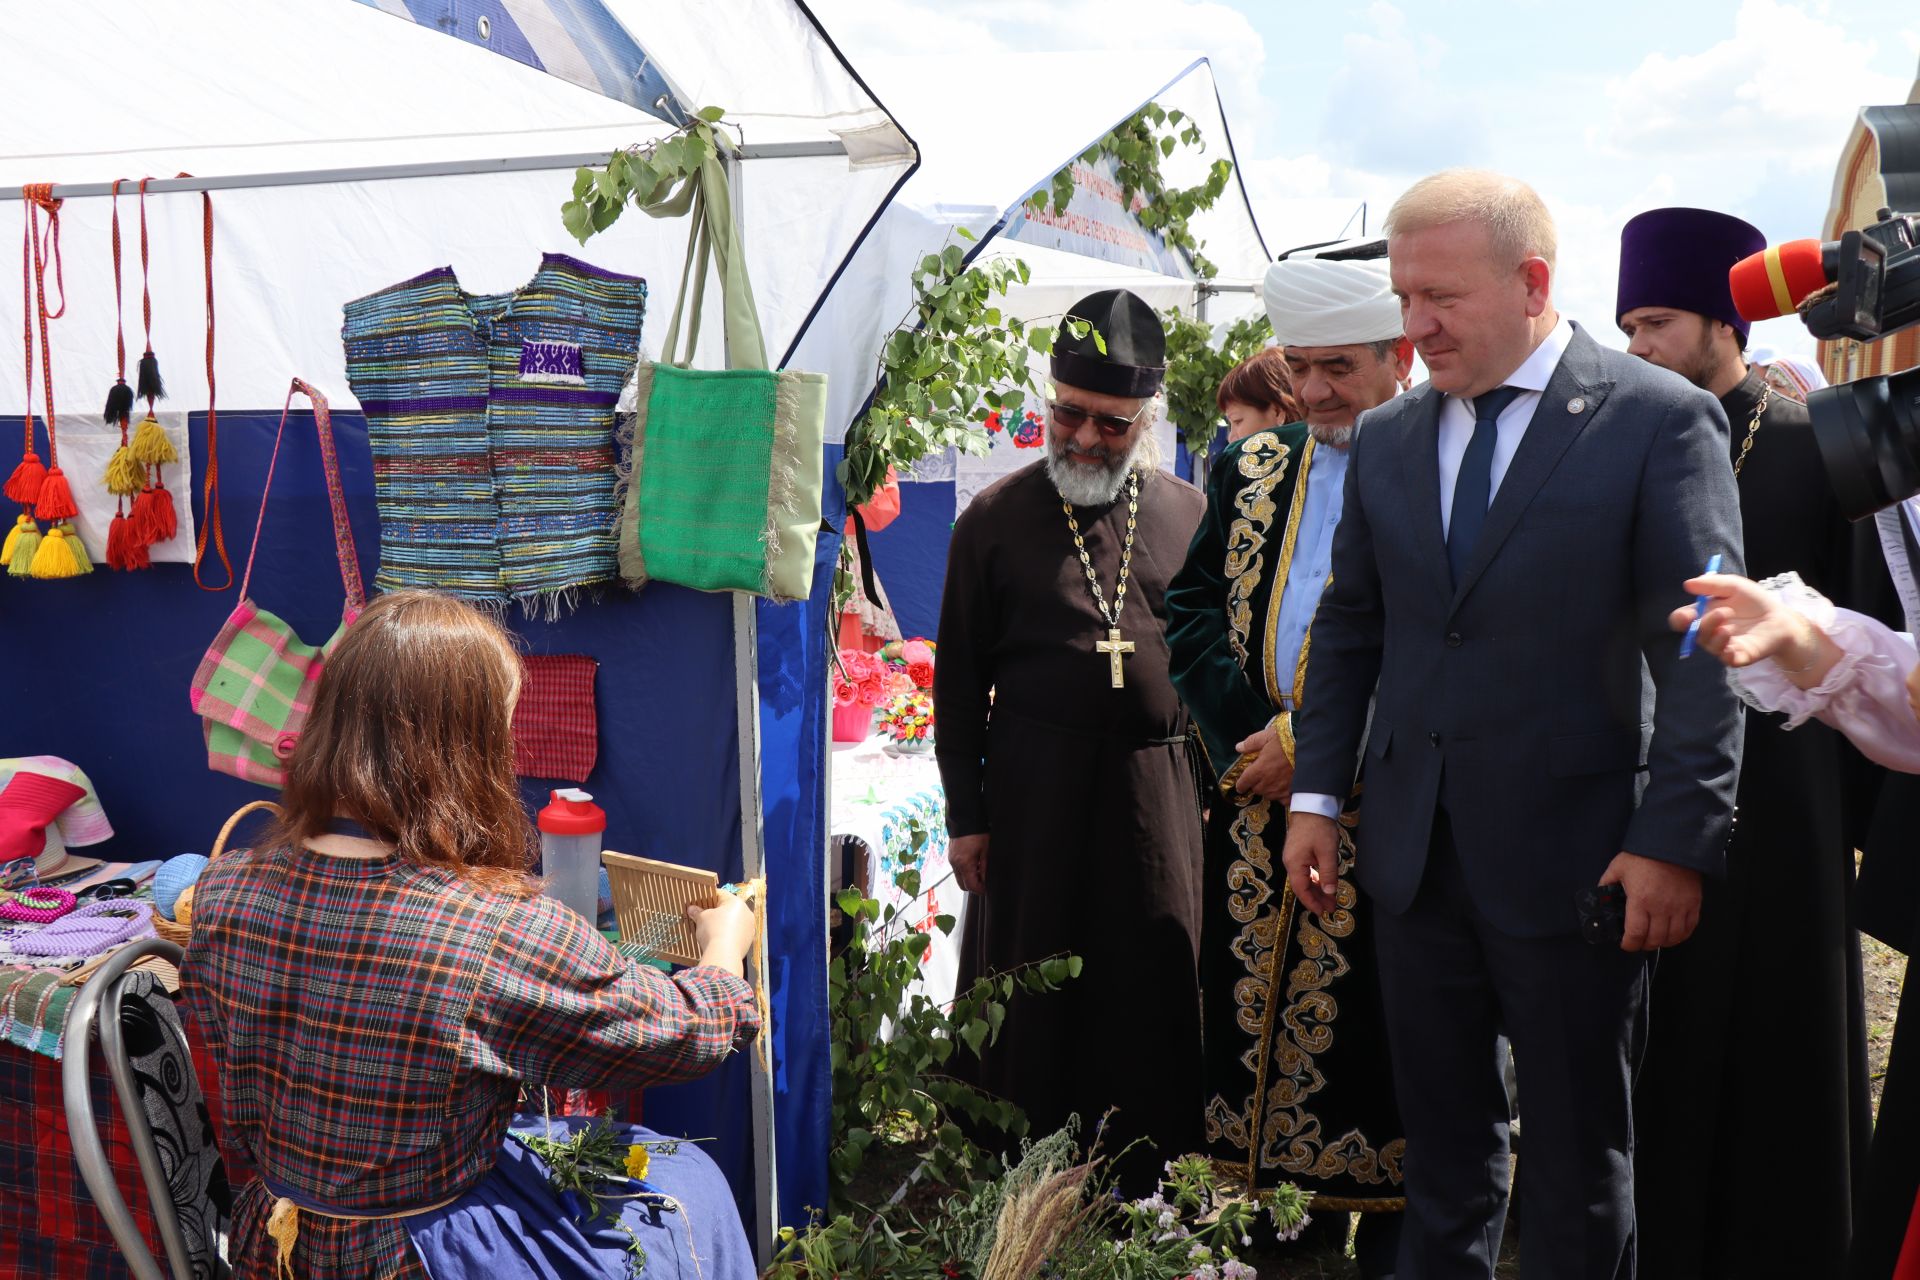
top-left (1617, 206), bottom-right (1872, 1278)
top-left (935, 289), bottom-right (1207, 1189)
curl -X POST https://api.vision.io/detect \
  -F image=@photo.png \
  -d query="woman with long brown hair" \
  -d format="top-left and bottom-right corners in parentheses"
top-left (180, 590), bottom-right (760, 1279)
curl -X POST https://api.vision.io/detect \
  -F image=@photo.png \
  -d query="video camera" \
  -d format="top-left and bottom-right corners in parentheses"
top-left (1730, 208), bottom-right (1920, 519)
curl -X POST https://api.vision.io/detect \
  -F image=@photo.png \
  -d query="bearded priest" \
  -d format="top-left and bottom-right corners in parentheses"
top-left (935, 289), bottom-right (1207, 1188)
top-left (1166, 240), bottom-right (1411, 1278)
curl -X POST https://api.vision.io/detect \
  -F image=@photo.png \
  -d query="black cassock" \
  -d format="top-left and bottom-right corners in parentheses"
top-left (934, 461), bottom-right (1207, 1189)
top-left (1633, 366), bottom-right (1873, 1277)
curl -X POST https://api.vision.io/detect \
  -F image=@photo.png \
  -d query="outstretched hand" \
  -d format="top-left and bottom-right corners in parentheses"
top-left (1667, 573), bottom-right (1818, 669)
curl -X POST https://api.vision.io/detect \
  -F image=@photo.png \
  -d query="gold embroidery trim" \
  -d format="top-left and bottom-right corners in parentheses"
top-left (1223, 432), bottom-right (1292, 669)
top-left (1262, 435), bottom-right (1317, 706)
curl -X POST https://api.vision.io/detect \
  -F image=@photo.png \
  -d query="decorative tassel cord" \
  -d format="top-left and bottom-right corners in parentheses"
top-left (190, 182), bottom-right (229, 590)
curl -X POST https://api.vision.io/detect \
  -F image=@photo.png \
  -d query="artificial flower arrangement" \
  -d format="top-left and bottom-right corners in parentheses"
top-left (832, 648), bottom-right (891, 710)
top-left (880, 637), bottom-right (936, 690)
top-left (875, 688), bottom-right (934, 753)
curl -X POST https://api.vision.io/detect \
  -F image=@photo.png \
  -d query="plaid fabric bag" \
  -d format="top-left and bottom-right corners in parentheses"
top-left (616, 149), bottom-right (825, 602)
top-left (189, 380), bottom-right (364, 788)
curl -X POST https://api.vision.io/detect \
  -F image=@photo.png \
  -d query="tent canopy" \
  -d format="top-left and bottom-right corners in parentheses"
top-left (791, 50), bottom-right (1269, 445)
top-left (1, 0), bottom-right (914, 409)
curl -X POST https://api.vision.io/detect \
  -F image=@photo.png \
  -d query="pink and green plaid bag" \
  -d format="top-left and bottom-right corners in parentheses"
top-left (189, 380), bottom-right (364, 788)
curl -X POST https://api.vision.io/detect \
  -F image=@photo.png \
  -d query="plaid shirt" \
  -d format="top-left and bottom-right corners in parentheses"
top-left (180, 844), bottom-right (757, 1279)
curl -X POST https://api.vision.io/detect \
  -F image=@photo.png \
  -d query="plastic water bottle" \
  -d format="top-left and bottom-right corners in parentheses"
top-left (537, 789), bottom-right (606, 925)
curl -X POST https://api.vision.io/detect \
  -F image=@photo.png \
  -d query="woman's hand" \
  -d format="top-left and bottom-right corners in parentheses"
top-left (687, 889), bottom-right (756, 978)
top-left (1668, 572), bottom-right (1835, 684)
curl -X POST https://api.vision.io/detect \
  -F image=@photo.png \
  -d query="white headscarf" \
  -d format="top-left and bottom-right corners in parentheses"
top-left (1262, 256), bottom-right (1402, 348)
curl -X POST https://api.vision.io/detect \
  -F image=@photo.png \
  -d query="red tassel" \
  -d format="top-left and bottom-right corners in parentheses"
top-left (3, 451), bottom-right (45, 505)
top-left (32, 466), bottom-right (76, 522)
top-left (126, 533), bottom-right (150, 570)
top-left (146, 483), bottom-right (177, 543)
top-left (106, 511), bottom-right (133, 570)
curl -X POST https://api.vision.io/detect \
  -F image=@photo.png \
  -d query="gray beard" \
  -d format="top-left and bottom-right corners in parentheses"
top-left (1046, 436), bottom-right (1142, 507)
top-left (1309, 421), bottom-right (1355, 448)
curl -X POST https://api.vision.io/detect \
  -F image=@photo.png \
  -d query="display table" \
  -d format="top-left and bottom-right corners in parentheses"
top-left (829, 737), bottom-right (967, 1010)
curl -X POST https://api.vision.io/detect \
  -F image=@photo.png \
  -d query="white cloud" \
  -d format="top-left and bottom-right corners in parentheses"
top-left (805, 0), bottom-right (1270, 135)
top-left (1593, 0), bottom-right (1912, 177)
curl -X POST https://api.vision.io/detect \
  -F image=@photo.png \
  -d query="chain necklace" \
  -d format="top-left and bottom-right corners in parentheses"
top-left (1063, 468), bottom-right (1140, 688)
top-left (1733, 381), bottom-right (1770, 480)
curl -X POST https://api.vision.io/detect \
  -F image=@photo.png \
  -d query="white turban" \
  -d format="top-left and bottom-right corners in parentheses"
top-left (1262, 256), bottom-right (1402, 348)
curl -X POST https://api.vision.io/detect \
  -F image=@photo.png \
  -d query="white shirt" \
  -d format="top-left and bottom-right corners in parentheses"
top-left (1290, 317), bottom-right (1575, 822)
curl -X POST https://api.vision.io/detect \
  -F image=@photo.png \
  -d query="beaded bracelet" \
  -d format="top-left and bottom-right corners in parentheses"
top-left (0, 887), bottom-right (77, 924)
top-left (9, 900), bottom-right (154, 958)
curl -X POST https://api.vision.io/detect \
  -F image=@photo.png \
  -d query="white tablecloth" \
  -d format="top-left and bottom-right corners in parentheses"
top-left (829, 737), bottom-right (967, 1010)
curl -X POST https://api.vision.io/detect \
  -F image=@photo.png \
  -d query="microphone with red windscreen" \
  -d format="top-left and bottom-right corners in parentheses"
top-left (1729, 240), bottom-right (1834, 322)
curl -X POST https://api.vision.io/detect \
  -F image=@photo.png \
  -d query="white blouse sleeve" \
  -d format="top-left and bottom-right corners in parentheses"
top-left (1730, 575), bottom-right (1920, 773)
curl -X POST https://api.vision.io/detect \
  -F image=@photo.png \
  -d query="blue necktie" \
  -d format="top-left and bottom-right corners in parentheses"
top-left (1447, 386), bottom-right (1522, 585)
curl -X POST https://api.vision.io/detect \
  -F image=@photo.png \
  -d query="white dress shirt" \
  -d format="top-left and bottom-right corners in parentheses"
top-left (1290, 317), bottom-right (1576, 823)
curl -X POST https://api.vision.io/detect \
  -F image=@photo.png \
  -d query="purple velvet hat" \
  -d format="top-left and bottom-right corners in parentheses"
top-left (1617, 207), bottom-right (1767, 341)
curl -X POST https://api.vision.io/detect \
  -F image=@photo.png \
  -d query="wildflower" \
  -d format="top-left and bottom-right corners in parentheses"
top-left (624, 1144), bottom-right (652, 1181)
top-left (1220, 1261), bottom-right (1257, 1280)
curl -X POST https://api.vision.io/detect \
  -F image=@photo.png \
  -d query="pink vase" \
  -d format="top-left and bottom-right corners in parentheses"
top-left (832, 701), bottom-right (875, 743)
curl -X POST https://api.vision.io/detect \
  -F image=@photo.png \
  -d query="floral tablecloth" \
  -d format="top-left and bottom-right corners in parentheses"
top-left (829, 739), bottom-right (967, 1010)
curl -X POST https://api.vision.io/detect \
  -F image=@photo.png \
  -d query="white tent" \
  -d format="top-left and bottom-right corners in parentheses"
top-left (1, 0), bottom-right (915, 413)
top-left (1, 0), bottom-right (916, 1258)
top-left (791, 50), bottom-right (1270, 463)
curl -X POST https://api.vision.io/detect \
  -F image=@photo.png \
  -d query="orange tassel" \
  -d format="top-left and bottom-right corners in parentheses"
top-left (32, 466), bottom-right (77, 523)
top-left (3, 451), bottom-right (45, 505)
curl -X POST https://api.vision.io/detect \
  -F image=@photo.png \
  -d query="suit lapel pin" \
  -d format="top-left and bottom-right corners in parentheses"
top-left (1567, 396), bottom-right (1587, 414)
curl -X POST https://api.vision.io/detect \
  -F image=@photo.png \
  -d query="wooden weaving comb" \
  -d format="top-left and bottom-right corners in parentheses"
top-left (601, 851), bottom-right (720, 967)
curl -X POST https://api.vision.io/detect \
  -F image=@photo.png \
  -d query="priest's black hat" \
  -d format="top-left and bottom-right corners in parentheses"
top-left (1051, 289), bottom-right (1166, 398)
top-left (1616, 207), bottom-right (1766, 342)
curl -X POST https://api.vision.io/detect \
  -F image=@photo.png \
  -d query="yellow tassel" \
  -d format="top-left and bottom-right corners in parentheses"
top-left (266, 1197), bottom-right (300, 1280)
top-left (57, 523), bottom-right (92, 574)
top-left (104, 444), bottom-right (145, 497)
top-left (1, 514), bottom-right (33, 565)
top-left (130, 415), bottom-right (177, 466)
top-left (6, 518), bottom-right (40, 577)
top-left (29, 525), bottom-right (84, 579)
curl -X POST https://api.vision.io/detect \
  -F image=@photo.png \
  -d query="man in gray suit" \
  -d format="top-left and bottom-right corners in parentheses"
top-left (1281, 170), bottom-right (1744, 1279)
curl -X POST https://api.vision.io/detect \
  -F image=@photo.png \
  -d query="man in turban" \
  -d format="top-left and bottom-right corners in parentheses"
top-left (1166, 237), bottom-right (1411, 1277)
top-left (935, 289), bottom-right (1207, 1187)
top-left (1618, 207), bottom-right (1870, 1278)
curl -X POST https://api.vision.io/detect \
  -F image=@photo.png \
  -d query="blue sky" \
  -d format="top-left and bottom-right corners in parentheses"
top-left (810, 0), bottom-right (1920, 359)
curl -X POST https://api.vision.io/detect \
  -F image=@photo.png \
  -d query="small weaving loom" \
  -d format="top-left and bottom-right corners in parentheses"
top-left (601, 851), bottom-right (718, 967)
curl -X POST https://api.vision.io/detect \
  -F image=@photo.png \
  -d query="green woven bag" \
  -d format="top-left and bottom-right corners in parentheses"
top-left (617, 151), bottom-right (825, 601)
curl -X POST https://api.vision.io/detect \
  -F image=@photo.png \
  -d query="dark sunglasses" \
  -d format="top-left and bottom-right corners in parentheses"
top-left (74, 877), bottom-right (138, 904)
top-left (1048, 400), bottom-right (1151, 438)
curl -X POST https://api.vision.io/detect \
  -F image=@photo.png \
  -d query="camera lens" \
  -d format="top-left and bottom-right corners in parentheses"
top-left (1809, 366), bottom-right (1920, 520)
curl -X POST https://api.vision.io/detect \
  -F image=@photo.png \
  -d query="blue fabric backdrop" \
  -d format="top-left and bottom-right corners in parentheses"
top-left (0, 407), bottom-right (828, 1228)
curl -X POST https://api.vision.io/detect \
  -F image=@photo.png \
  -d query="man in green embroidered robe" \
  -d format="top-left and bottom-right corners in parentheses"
top-left (1167, 240), bottom-right (1412, 1278)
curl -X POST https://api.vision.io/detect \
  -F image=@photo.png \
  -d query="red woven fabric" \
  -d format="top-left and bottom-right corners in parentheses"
top-left (0, 772), bottom-right (86, 862)
top-left (511, 654), bottom-right (600, 782)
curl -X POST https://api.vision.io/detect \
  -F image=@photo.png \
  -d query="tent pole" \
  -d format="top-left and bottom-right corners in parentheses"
top-left (725, 146), bottom-right (781, 1265)
top-left (0, 141), bottom-right (845, 202)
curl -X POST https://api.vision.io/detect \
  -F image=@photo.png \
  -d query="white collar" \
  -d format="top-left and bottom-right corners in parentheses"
top-left (1488, 315), bottom-right (1573, 395)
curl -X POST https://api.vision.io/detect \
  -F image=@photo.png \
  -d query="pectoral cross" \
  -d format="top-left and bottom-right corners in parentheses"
top-left (1095, 627), bottom-right (1136, 689)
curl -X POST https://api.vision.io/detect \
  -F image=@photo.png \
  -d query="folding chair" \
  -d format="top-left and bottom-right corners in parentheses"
top-left (62, 936), bottom-right (228, 1280)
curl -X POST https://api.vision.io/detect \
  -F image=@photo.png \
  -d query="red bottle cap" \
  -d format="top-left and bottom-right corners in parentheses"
top-left (536, 788), bottom-right (606, 836)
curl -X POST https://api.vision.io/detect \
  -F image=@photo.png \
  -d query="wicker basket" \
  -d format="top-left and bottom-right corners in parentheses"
top-left (151, 800), bottom-right (283, 945)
